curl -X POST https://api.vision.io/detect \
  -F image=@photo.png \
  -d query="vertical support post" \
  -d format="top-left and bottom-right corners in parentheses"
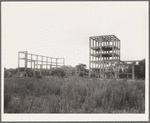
top-left (25, 51), bottom-right (28, 72)
top-left (112, 38), bottom-right (114, 60)
top-left (31, 54), bottom-right (32, 69)
top-left (119, 40), bottom-right (120, 61)
top-left (115, 39), bottom-right (116, 60)
top-left (51, 58), bottom-right (52, 69)
top-left (110, 61), bottom-right (112, 78)
top-left (118, 40), bottom-right (119, 60)
top-left (98, 41), bottom-right (100, 78)
top-left (100, 37), bottom-right (102, 78)
top-left (112, 37), bottom-right (115, 79)
top-left (93, 40), bottom-right (95, 75)
top-left (118, 64), bottom-right (120, 79)
top-left (42, 56), bottom-right (43, 70)
top-left (18, 52), bottom-right (20, 72)
top-left (56, 58), bottom-right (58, 69)
top-left (117, 62), bottom-right (119, 79)
top-left (92, 39), bottom-right (94, 72)
top-left (103, 61), bottom-right (104, 79)
top-left (33, 60), bottom-right (35, 77)
top-left (117, 40), bottom-right (118, 60)
top-left (46, 57), bottom-right (48, 70)
top-left (132, 62), bottom-right (135, 80)
top-left (104, 61), bottom-right (105, 79)
top-left (89, 37), bottom-right (91, 78)
top-left (36, 55), bottom-right (38, 71)
top-left (63, 58), bottom-right (65, 66)
top-left (49, 64), bottom-right (52, 76)
top-left (40, 64), bottom-right (42, 76)
top-left (115, 65), bottom-right (117, 79)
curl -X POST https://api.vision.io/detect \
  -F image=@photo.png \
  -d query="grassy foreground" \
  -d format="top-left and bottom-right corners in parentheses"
top-left (4, 76), bottom-right (145, 113)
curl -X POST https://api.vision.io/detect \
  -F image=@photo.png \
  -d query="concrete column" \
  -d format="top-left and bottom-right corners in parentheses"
top-left (104, 61), bottom-right (106, 79)
top-left (118, 64), bottom-right (120, 79)
top-left (51, 58), bottom-right (52, 67)
top-left (119, 40), bottom-right (121, 61)
top-left (112, 39), bottom-right (114, 60)
top-left (132, 62), bottom-right (135, 80)
top-left (56, 58), bottom-right (58, 68)
top-left (46, 57), bottom-right (48, 70)
top-left (117, 40), bottom-right (118, 60)
top-left (25, 51), bottom-right (28, 72)
top-left (115, 66), bottom-right (117, 79)
top-left (42, 56), bottom-right (43, 69)
top-left (110, 61), bottom-right (112, 78)
top-left (18, 52), bottom-right (20, 72)
top-left (36, 55), bottom-right (38, 71)
top-left (31, 54), bottom-right (32, 69)
top-left (115, 39), bottom-right (116, 60)
top-left (102, 60), bottom-right (105, 79)
top-left (40, 64), bottom-right (42, 76)
top-left (33, 61), bottom-right (35, 77)
top-left (89, 37), bottom-right (91, 78)
top-left (100, 38), bottom-right (102, 78)
top-left (63, 58), bottom-right (65, 66)
top-left (49, 64), bottom-right (52, 76)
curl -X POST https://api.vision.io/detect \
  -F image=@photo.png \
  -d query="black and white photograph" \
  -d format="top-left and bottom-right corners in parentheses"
top-left (1, 1), bottom-right (149, 122)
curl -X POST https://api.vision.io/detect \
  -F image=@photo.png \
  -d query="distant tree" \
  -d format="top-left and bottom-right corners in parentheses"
top-left (76, 63), bottom-right (88, 77)
top-left (127, 59), bottom-right (145, 79)
top-left (135, 59), bottom-right (145, 79)
top-left (76, 63), bottom-right (87, 70)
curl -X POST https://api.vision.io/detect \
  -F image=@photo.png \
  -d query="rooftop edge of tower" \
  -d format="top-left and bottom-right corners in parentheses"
top-left (90, 35), bottom-right (120, 42)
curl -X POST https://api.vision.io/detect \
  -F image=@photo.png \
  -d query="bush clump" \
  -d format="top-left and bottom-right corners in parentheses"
top-left (51, 69), bottom-right (66, 77)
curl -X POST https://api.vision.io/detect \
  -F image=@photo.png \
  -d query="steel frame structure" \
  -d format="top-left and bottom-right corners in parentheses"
top-left (89, 35), bottom-right (137, 79)
top-left (18, 51), bottom-right (65, 76)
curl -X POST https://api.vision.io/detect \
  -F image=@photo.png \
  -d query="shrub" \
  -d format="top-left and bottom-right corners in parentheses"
top-left (26, 69), bottom-right (33, 77)
top-left (51, 69), bottom-right (66, 77)
top-left (90, 74), bottom-right (95, 78)
top-left (79, 72), bottom-right (84, 77)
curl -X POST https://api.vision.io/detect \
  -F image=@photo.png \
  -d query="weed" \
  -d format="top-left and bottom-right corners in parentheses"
top-left (4, 76), bottom-right (145, 113)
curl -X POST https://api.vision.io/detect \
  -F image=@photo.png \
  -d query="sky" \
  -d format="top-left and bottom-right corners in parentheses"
top-left (2, 1), bottom-right (148, 69)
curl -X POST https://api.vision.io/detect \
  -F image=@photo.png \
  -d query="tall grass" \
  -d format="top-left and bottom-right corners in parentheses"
top-left (4, 76), bottom-right (145, 113)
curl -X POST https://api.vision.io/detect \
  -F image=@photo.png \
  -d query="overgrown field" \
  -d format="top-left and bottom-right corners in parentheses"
top-left (4, 76), bottom-right (145, 113)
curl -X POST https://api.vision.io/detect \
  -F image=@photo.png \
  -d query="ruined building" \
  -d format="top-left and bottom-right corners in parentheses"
top-left (89, 35), bottom-right (140, 79)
